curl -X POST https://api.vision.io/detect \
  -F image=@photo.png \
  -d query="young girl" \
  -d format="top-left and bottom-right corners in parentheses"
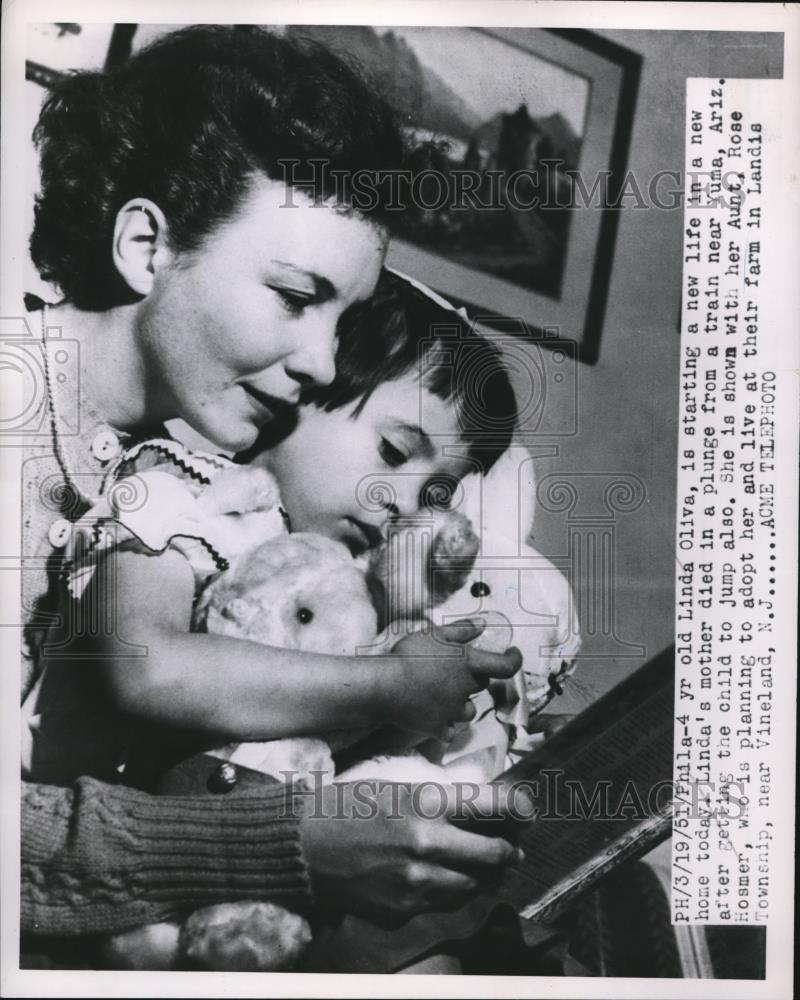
top-left (22, 270), bottom-right (521, 790)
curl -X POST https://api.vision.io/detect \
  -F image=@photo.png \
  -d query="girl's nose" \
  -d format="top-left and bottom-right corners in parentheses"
top-left (383, 478), bottom-right (422, 520)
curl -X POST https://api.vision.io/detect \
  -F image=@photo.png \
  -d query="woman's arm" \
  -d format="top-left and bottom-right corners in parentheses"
top-left (66, 547), bottom-right (520, 742)
top-left (22, 772), bottom-right (523, 938)
top-left (21, 776), bottom-right (310, 936)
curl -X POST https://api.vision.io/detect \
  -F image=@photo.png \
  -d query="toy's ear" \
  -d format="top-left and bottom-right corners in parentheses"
top-left (456, 448), bottom-right (536, 555)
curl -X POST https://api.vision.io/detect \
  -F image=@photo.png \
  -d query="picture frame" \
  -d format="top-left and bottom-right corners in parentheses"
top-left (376, 27), bottom-right (643, 365)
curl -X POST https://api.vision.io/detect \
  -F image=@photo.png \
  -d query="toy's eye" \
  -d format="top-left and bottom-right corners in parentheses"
top-left (420, 477), bottom-right (455, 511)
top-left (296, 607), bottom-right (314, 625)
top-left (471, 581), bottom-right (491, 598)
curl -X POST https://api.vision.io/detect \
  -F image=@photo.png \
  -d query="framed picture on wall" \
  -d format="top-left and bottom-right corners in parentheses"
top-left (286, 26), bottom-right (641, 364)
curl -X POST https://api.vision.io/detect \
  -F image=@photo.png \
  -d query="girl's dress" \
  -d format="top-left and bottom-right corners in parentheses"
top-left (21, 438), bottom-right (288, 786)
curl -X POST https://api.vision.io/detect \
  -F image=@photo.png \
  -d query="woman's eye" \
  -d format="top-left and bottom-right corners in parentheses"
top-left (272, 288), bottom-right (313, 317)
top-left (379, 438), bottom-right (407, 468)
top-left (296, 607), bottom-right (314, 625)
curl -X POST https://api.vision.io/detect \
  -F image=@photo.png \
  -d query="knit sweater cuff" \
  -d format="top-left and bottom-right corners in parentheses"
top-left (22, 777), bottom-right (312, 937)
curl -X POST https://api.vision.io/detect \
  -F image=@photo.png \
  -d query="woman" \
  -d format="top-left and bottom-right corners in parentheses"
top-left (21, 25), bottom-right (520, 953)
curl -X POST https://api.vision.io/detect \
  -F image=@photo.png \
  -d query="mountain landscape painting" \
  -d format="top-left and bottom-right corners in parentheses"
top-left (287, 25), bottom-right (590, 300)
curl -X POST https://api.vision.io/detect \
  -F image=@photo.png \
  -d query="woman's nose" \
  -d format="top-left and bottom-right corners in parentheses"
top-left (284, 317), bottom-right (337, 388)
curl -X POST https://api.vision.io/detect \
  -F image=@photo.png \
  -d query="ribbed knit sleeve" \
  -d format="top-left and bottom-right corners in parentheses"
top-left (21, 777), bottom-right (312, 936)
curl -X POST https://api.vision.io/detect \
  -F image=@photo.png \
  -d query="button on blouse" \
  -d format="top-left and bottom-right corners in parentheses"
top-left (91, 428), bottom-right (121, 463)
top-left (47, 519), bottom-right (72, 549)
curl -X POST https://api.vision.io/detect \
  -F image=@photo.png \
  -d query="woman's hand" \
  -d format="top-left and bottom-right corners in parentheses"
top-left (385, 620), bottom-right (522, 739)
top-left (298, 780), bottom-right (525, 920)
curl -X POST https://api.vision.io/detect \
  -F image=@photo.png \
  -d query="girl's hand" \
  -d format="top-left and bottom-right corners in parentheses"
top-left (386, 620), bottom-right (522, 739)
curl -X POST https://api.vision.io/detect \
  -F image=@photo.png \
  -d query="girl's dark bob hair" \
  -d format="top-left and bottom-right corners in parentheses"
top-left (30, 25), bottom-right (409, 310)
top-left (314, 270), bottom-right (518, 474)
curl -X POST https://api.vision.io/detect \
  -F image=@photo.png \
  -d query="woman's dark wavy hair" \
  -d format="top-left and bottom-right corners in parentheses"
top-left (308, 270), bottom-right (518, 474)
top-left (30, 25), bottom-right (409, 310)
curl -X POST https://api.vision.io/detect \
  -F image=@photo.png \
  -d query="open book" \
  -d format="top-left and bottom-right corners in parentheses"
top-left (308, 644), bottom-right (675, 972)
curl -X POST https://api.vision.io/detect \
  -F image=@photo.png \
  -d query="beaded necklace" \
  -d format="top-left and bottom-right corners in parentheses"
top-left (38, 302), bottom-right (99, 508)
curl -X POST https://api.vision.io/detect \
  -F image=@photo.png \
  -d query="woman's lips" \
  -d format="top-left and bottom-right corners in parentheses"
top-left (242, 384), bottom-right (296, 422)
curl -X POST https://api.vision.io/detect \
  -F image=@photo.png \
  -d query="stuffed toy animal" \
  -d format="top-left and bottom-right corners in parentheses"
top-left (103, 519), bottom-right (486, 972)
top-left (103, 452), bottom-right (580, 972)
top-left (366, 448), bottom-right (581, 777)
top-left (194, 531), bottom-right (381, 786)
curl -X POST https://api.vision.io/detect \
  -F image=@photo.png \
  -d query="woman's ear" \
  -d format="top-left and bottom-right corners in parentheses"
top-left (112, 199), bottom-right (171, 296)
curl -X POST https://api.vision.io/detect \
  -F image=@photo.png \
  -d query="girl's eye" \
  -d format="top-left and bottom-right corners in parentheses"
top-left (379, 438), bottom-right (407, 468)
top-left (296, 607), bottom-right (314, 624)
